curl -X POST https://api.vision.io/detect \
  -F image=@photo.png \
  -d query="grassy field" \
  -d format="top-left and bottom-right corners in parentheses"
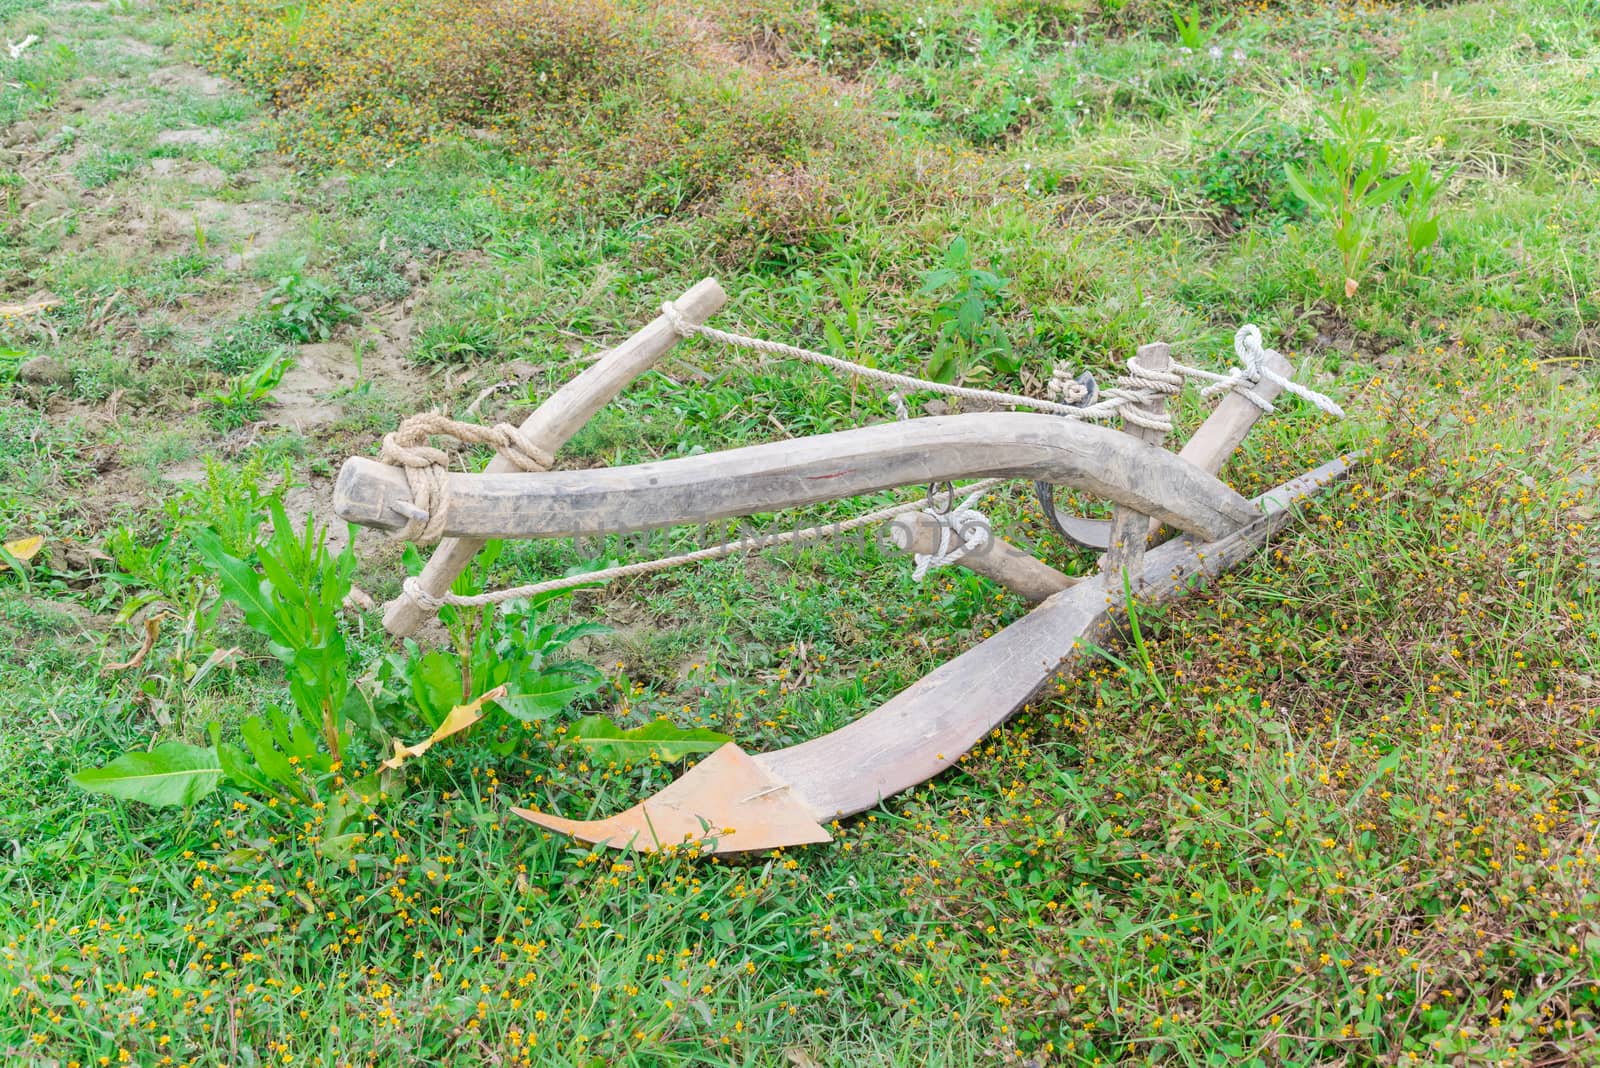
top-left (3, 0), bottom-right (1599, 1064)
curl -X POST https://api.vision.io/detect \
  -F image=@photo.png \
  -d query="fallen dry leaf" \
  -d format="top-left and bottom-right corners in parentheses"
top-left (1344, 277), bottom-right (1360, 298)
top-left (0, 534), bottom-right (43, 570)
top-left (381, 685), bottom-right (506, 770)
top-left (105, 614), bottom-right (167, 673)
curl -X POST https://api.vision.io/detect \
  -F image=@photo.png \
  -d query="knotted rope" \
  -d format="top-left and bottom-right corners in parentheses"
top-left (1169, 325), bottom-right (1346, 419)
top-left (1096, 353), bottom-right (1184, 432)
top-left (909, 486), bottom-right (993, 582)
top-left (378, 412), bottom-right (554, 544)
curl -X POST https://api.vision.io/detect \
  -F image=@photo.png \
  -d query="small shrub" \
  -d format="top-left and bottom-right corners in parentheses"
top-left (189, 0), bottom-right (675, 168)
top-left (1285, 65), bottom-right (1451, 294)
top-left (74, 149), bottom-right (140, 189)
top-left (413, 318), bottom-right (498, 365)
top-left (531, 65), bottom-right (874, 220)
top-left (724, 161), bottom-right (840, 252)
top-left (1185, 123), bottom-right (1313, 227)
top-left (264, 258), bottom-right (356, 341)
top-left (335, 249), bottom-right (411, 303)
top-left (920, 236), bottom-right (1019, 384)
top-left (202, 315), bottom-right (293, 374)
top-left (204, 352), bottom-right (292, 430)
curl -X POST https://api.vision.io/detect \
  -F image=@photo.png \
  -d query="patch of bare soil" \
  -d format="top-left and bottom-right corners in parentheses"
top-left (4, 20), bottom-right (472, 595)
top-left (147, 157), bottom-right (227, 185)
top-left (267, 338), bottom-right (422, 432)
top-left (153, 127), bottom-right (225, 147)
top-left (149, 65), bottom-right (230, 97)
top-left (66, 195), bottom-right (296, 264)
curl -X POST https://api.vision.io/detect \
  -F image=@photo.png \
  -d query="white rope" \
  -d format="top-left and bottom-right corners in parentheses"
top-left (1171, 325), bottom-right (1345, 419)
top-left (378, 411), bottom-right (553, 544)
top-left (660, 302), bottom-right (1102, 418)
top-left (887, 389), bottom-right (910, 421)
top-left (403, 479), bottom-right (1007, 609)
top-left (1047, 366), bottom-right (1092, 405)
top-left (1095, 353), bottom-right (1182, 433)
top-left (659, 302), bottom-right (1344, 425)
top-left (910, 487), bottom-right (992, 581)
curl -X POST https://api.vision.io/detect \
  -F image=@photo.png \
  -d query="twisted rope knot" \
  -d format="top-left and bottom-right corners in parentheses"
top-left (1100, 353), bottom-right (1183, 432)
top-left (661, 300), bottom-right (696, 338)
top-left (1190, 325), bottom-right (1346, 418)
top-left (1047, 363), bottom-right (1091, 405)
top-left (379, 412), bottom-right (553, 544)
top-left (911, 488), bottom-right (991, 581)
top-left (887, 390), bottom-right (910, 421)
top-left (401, 575), bottom-right (446, 612)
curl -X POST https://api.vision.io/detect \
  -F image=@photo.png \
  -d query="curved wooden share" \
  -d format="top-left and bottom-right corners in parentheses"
top-left (513, 453), bottom-right (1358, 854)
top-left (335, 413), bottom-right (1260, 544)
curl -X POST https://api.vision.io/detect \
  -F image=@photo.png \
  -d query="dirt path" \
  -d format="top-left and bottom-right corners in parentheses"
top-left (3, 2), bottom-right (438, 547)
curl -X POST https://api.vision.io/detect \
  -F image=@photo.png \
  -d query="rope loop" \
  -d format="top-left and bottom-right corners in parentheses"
top-left (1047, 364), bottom-right (1091, 405)
top-left (911, 487), bottom-right (992, 581)
top-left (377, 411), bottom-right (554, 544)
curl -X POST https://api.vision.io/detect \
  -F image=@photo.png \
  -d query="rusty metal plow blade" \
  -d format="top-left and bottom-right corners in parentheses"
top-left (512, 743), bottom-right (831, 854)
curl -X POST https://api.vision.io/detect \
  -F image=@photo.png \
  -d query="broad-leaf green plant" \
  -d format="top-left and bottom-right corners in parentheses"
top-left (193, 502), bottom-right (357, 763)
top-left (373, 553), bottom-right (610, 757)
top-left (919, 236), bottom-right (1019, 384)
top-left (567, 716), bottom-right (731, 764)
top-left (265, 258), bottom-right (356, 341)
top-left (1285, 66), bottom-right (1449, 294)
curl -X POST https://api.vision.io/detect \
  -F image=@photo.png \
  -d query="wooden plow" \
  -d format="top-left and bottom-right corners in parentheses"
top-left (334, 278), bottom-right (1356, 855)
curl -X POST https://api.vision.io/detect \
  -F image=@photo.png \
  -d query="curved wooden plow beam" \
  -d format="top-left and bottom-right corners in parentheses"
top-left (335, 413), bottom-right (1259, 544)
top-left (511, 454), bottom-right (1356, 854)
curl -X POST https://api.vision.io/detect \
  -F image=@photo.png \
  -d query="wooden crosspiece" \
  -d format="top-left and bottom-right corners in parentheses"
top-left (378, 278), bottom-right (728, 638)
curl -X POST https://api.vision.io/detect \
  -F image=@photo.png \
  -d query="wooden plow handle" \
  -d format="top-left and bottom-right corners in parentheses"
top-left (379, 278), bottom-right (727, 637)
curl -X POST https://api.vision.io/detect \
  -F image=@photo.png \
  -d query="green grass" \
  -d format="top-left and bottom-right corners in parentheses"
top-left (3, 0), bottom-right (1600, 1064)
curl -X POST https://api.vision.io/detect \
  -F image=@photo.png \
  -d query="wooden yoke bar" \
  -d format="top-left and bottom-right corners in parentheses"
top-left (381, 278), bottom-right (728, 637)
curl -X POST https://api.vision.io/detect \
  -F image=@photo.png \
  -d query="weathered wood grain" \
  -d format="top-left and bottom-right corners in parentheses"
top-left (336, 412), bottom-right (1260, 545)
top-left (378, 278), bottom-right (727, 636)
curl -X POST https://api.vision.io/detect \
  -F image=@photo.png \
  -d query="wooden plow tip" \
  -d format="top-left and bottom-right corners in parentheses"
top-left (512, 743), bottom-right (832, 855)
top-left (517, 453), bottom-right (1359, 855)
